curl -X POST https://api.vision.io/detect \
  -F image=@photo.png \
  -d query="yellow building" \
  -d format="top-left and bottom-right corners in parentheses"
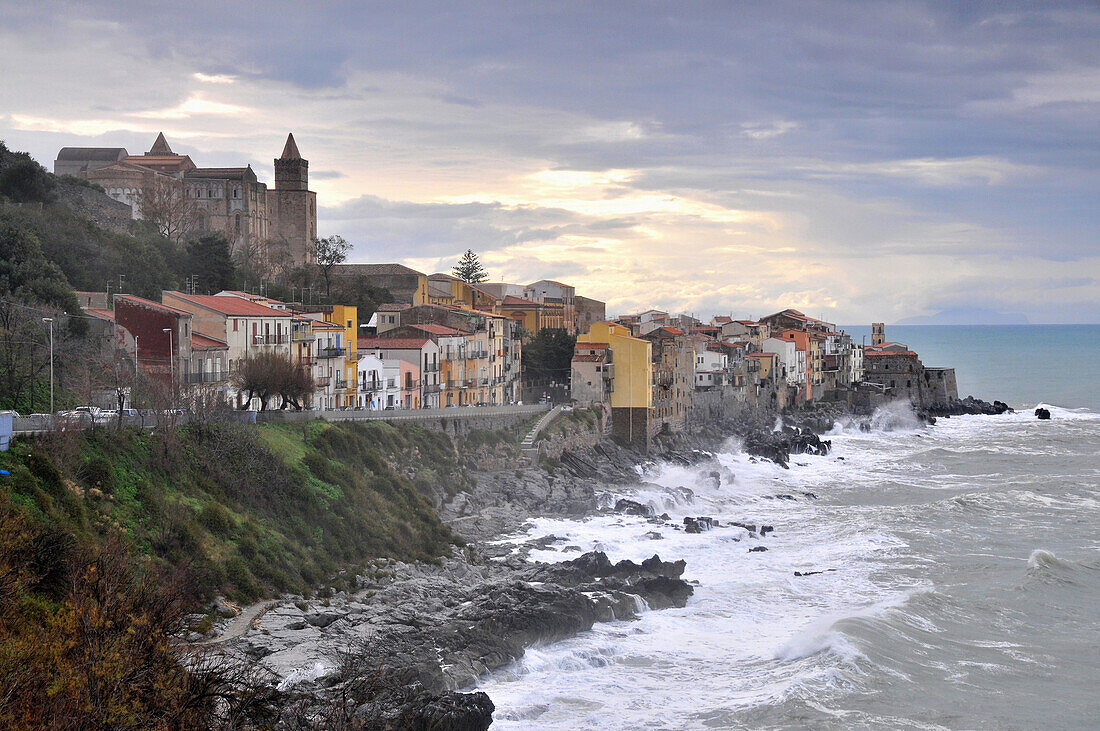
top-left (417, 274), bottom-right (500, 311)
top-left (329, 304), bottom-right (358, 406)
top-left (578, 322), bottom-right (651, 449)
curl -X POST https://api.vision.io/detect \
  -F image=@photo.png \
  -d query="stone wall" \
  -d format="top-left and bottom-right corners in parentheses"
top-left (56, 179), bottom-right (133, 233)
top-left (257, 404), bottom-right (547, 440)
top-left (537, 407), bottom-right (608, 460)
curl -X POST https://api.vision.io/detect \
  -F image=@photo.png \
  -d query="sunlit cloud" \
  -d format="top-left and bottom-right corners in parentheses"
top-left (192, 72), bottom-right (236, 84)
top-left (135, 94), bottom-right (251, 119)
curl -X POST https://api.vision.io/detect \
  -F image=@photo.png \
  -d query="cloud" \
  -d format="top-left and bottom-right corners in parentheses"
top-left (1, 1), bottom-right (1098, 322)
top-left (135, 94), bottom-right (250, 119)
top-left (192, 72), bottom-right (236, 84)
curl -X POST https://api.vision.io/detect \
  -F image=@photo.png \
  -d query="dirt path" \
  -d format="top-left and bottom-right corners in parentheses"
top-left (194, 600), bottom-right (280, 646)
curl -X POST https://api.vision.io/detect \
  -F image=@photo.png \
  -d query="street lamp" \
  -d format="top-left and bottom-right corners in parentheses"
top-left (42, 318), bottom-right (54, 413)
top-left (163, 327), bottom-right (175, 393)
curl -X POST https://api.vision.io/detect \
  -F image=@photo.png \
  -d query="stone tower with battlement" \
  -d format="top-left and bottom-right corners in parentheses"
top-left (270, 133), bottom-right (317, 264)
top-left (871, 322), bottom-right (885, 346)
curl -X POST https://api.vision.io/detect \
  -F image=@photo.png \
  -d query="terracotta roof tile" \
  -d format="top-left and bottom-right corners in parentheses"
top-left (167, 292), bottom-right (289, 317)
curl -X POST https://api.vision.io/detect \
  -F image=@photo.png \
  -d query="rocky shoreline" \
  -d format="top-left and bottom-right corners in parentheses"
top-left (198, 395), bottom-right (1012, 728)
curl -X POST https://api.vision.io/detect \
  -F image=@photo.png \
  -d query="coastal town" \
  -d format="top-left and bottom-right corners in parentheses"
top-left (27, 132), bottom-right (963, 453)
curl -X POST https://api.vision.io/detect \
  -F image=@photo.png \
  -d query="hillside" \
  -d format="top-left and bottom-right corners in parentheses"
top-left (0, 420), bottom-right (470, 605)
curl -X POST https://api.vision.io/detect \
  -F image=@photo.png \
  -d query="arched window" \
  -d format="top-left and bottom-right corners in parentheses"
top-left (235, 213), bottom-right (241, 232)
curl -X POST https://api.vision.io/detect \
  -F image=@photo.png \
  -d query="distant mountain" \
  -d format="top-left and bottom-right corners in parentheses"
top-left (895, 307), bottom-right (1030, 326)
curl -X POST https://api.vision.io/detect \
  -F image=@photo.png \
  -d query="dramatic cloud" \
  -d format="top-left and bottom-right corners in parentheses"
top-left (1, 0), bottom-right (1097, 322)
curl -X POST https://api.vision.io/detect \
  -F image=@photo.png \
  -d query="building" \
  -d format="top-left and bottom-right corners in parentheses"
top-left (523, 280), bottom-right (576, 333)
top-left (332, 263), bottom-right (429, 305)
top-left (694, 344), bottom-right (728, 390)
top-left (571, 342), bottom-right (612, 406)
top-left (356, 350), bottom-right (402, 409)
top-left (356, 336), bottom-right (442, 409)
top-left (577, 322), bottom-right (652, 450)
top-left (161, 291), bottom-right (294, 408)
top-left (861, 326), bottom-right (958, 408)
top-left (643, 327), bottom-right (694, 437)
top-left (113, 295), bottom-right (194, 383)
top-left (56, 133), bottom-right (317, 266)
top-left (575, 296), bottom-right (607, 335)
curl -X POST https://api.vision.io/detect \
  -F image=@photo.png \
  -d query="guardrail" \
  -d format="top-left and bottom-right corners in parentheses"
top-left (256, 403), bottom-right (548, 424)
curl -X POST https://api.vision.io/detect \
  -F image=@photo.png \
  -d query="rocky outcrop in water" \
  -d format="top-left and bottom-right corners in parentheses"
top-left (221, 549), bottom-right (692, 728)
top-left (926, 396), bottom-right (1013, 417)
top-left (1035, 407), bottom-right (1051, 420)
top-left (742, 426), bottom-right (831, 468)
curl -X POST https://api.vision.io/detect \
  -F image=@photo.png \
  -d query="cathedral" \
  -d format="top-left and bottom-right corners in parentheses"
top-left (54, 133), bottom-right (317, 266)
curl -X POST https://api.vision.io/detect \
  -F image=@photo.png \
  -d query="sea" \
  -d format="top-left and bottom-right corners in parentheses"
top-left (476, 325), bottom-right (1100, 729)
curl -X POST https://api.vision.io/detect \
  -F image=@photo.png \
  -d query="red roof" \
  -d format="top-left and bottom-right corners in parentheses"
top-left (167, 293), bottom-right (288, 317)
top-left (84, 308), bottom-right (115, 321)
top-left (358, 337), bottom-right (430, 349)
top-left (572, 354), bottom-right (606, 363)
top-left (191, 334), bottom-right (228, 349)
top-left (115, 294), bottom-right (193, 317)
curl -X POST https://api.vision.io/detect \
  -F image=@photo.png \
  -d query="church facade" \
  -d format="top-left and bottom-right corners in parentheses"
top-left (54, 133), bottom-right (317, 266)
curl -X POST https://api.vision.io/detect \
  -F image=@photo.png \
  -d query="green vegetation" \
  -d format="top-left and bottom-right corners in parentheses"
top-left (0, 420), bottom-right (464, 606)
top-left (521, 327), bottom-right (577, 382)
top-left (547, 406), bottom-right (601, 438)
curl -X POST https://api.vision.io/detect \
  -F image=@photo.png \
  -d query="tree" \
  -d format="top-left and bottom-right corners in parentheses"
top-left (452, 249), bottom-right (488, 284)
top-left (314, 234), bottom-right (351, 297)
top-left (0, 155), bottom-right (55, 204)
top-left (521, 328), bottom-right (577, 383)
top-left (233, 352), bottom-right (313, 411)
top-left (185, 233), bottom-right (237, 294)
top-left (137, 176), bottom-right (197, 245)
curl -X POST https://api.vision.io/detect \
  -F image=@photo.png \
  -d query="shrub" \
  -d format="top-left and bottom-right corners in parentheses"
top-left (198, 502), bottom-right (234, 537)
top-left (78, 457), bottom-right (115, 494)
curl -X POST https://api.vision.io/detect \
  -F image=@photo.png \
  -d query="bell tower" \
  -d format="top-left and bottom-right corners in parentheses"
top-left (271, 133), bottom-right (317, 264)
top-left (274, 133), bottom-right (308, 190)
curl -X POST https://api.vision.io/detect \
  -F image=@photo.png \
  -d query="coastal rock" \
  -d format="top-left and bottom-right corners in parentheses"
top-left (1035, 407), bottom-right (1051, 420)
top-left (748, 546), bottom-right (768, 553)
top-left (613, 498), bottom-right (654, 517)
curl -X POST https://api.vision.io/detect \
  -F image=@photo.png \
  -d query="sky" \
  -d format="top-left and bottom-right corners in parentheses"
top-left (1, 1), bottom-right (1098, 323)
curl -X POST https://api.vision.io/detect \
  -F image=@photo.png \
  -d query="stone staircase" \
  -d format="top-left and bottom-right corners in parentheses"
top-left (520, 405), bottom-right (565, 464)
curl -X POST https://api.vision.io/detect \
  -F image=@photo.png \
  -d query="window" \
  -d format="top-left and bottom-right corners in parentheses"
top-left (233, 188), bottom-right (240, 199)
top-left (233, 319), bottom-right (239, 332)
top-left (235, 213), bottom-right (241, 232)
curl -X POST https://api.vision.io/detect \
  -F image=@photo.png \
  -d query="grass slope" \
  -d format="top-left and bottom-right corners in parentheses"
top-left (0, 420), bottom-right (463, 604)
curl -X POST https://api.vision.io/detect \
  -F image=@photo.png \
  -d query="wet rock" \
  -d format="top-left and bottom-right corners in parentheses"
top-left (748, 546), bottom-right (768, 553)
top-left (644, 531), bottom-right (664, 540)
top-left (208, 595), bottom-right (238, 619)
top-left (1035, 407), bottom-right (1051, 420)
top-left (683, 516), bottom-right (719, 534)
top-left (613, 498), bottom-right (654, 517)
top-left (730, 521), bottom-right (757, 533)
top-left (305, 611), bottom-right (342, 628)
top-left (760, 525), bottom-right (774, 536)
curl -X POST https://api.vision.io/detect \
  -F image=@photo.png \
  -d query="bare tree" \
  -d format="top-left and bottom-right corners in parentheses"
top-left (233, 352), bottom-right (313, 411)
top-left (137, 176), bottom-right (198, 245)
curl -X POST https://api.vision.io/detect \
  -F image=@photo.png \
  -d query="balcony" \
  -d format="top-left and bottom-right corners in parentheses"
top-left (360, 379), bottom-right (382, 392)
top-left (335, 377), bottom-right (348, 389)
top-left (252, 335), bottom-right (288, 346)
top-left (291, 331), bottom-right (313, 342)
top-left (424, 383), bottom-right (443, 394)
top-left (314, 375), bottom-right (331, 388)
top-left (185, 371), bottom-right (226, 384)
top-left (424, 363), bottom-right (440, 373)
top-left (317, 346), bottom-right (345, 359)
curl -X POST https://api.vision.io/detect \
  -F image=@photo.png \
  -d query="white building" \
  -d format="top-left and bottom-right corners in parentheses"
top-left (357, 350), bottom-right (402, 409)
top-left (762, 336), bottom-right (806, 387)
top-left (694, 345), bottom-right (728, 390)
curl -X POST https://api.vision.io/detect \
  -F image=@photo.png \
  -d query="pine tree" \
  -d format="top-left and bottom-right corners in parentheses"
top-left (452, 249), bottom-right (488, 284)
